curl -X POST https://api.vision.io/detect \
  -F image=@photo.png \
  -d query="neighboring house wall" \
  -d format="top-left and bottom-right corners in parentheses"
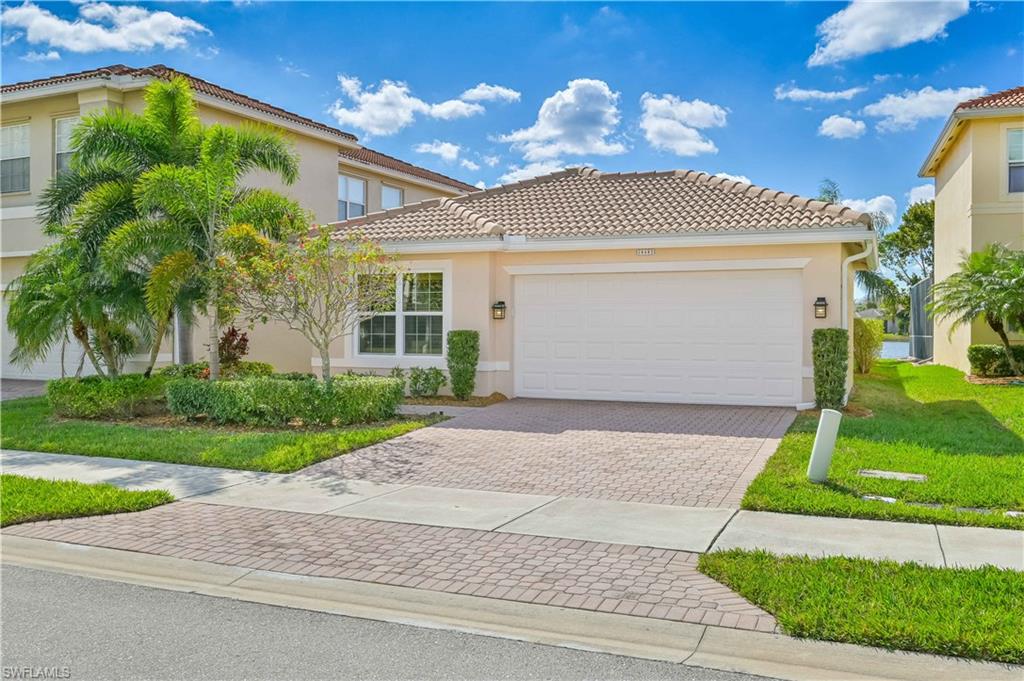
top-left (316, 242), bottom-right (850, 404)
top-left (932, 115), bottom-right (1024, 372)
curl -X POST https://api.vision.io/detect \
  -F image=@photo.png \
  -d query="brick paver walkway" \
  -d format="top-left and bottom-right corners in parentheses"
top-left (7, 502), bottom-right (776, 633)
top-left (305, 399), bottom-right (794, 508)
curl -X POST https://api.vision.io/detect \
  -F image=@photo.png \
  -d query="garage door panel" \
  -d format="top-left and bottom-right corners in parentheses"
top-left (514, 270), bottom-right (803, 406)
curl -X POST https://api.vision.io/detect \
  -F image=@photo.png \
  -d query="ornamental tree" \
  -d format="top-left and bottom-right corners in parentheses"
top-left (223, 224), bottom-right (398, 380)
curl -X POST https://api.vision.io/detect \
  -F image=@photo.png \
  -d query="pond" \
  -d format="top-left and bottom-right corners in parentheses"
top-left (881, 341), bottom-right (910, 359)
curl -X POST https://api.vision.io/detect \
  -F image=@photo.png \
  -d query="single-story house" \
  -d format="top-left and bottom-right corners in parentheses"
top-left (327, 168), bottom-right (878, 409)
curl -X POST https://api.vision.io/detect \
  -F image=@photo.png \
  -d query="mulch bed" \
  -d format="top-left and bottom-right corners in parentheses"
top-left (966, 375), bottom-right (1024, 386)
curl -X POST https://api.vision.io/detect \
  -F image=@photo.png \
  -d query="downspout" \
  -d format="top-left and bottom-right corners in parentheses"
top-left (840, 240), bottom-right (875, 330)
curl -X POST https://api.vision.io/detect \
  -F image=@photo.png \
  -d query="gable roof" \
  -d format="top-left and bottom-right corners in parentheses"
top-left (1, 64), bottom-right (357, 141)
top-left (329, 167), bottom-right (872, 244)
top-left (920, 84), bottom-right (1024, 177)
top-left (340, 147), bottom-right (478, 193)
top-left (955, 86), bottom-right (1024, 112)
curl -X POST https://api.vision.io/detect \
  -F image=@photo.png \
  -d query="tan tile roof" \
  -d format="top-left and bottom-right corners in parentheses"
top-left (955, 86), bottom-right (1024, 111)
top-left (329, 167), bottom-right (873, 243)
top-left (340, 147), bottom-right (477, 193)
top-left (1, 64), bottom-right (358, 141)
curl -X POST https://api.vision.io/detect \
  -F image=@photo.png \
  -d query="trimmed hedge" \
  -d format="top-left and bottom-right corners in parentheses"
top-left (165, 375), bottom-right (403, 427)
top-left (812, 327), bottom-right (849, 410)
top-left (47, 374), bottom-right (168, 419)
top-left (967, 344), bottom-right (1024, 378)
top-left (447, 330), bottom-right (480, 400)
top-left (157, 361), bottom-right (274, 380)
top-left (853, 318), bottom-right (884, 374)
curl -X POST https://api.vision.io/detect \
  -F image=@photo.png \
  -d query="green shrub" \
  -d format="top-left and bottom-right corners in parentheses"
top-left (408, 367), bottom-right (446, 397)
top-left (165, 375), bottom-right (403, 426)
top-left (272, 371), bottom-right (317, 381)
top-left (853, 318), bottom-right (884, 374)
top-left (447, 330), bottom-right (480, 400)
top-left (812, 327), bottom-right (849, 410)
top-left (156, 360), bottom-right (273, 380)
top-left (967, 344), bottom-right (1024, 377)
top-left (47, 374), bottom-right (168, 419)
top-left (388, 367), bottom-right (407, 393)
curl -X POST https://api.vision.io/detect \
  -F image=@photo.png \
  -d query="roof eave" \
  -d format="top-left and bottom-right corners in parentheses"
top-left (338, 155), bottom-right (474, 195)
top-left (919, 106), bottom-right (1024, 177)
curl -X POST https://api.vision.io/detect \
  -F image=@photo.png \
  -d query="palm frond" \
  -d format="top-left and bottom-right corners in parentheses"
top-left (236, 123), bottom-right (300, 185)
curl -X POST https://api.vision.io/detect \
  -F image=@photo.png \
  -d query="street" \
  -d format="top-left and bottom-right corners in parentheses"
top-left (0, 565), bottom-right (775, 681)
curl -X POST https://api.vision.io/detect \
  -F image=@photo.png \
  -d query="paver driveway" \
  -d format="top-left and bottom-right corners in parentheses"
top-left (305, 399), bottom-right (795, 508)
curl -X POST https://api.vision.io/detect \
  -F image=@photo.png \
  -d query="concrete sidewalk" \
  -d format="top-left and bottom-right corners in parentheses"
top-left (3, 449), bottom-right (1021, 570)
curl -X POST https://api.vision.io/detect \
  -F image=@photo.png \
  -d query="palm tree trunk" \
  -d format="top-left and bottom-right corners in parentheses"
top-left (72, 320), bottom-right (106, 378)
top-left (987, 314), bottom-right (1022, 375)
top-left (174, 307), bottom-right (194, 365)
top-left (144, 310), bottom-right (173, 377)
top-left (207, 301), bottom-right (220, 380)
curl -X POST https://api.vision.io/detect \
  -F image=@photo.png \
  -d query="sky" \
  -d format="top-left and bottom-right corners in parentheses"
top-left (2, 0), bottom-right (1022, 227)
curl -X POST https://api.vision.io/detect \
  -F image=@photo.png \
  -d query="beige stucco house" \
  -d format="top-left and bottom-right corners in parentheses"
top-left (0, 65), bottom-right (474, 378)
top-left (328, 168), bottom-right (877, 408)
top-left (919, 85), bottom-right (1024, 372)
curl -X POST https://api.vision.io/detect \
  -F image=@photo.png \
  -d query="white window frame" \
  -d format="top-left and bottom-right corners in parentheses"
top-left (1007, 127), bottom-right (1024, 195)
top-left (381, 183), bottom-right (403, 210)
top-left (54, 115), bottom-right (78, 176)
top-left (349, 260), bottom-right (452, 368)
top-left (1, 122), bottom-right (31, 194)
top-left (338, 174), bottom-right (367, 221)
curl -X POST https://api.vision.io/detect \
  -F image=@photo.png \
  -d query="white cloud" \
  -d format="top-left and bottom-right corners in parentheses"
top-left (414, 140), bottom-right (461, 163)
top-left (907, 184), bottom-right (935, 204)
top-left (842, 195), bottom-right (897, 225)
top-left (474, 180), bottom-right (487, 190)
top-left (460, 83), bottom-right (521, 103)
top-left (499, 79), bottom-right (626, 161)
top-left (2, 31), bottom-right (24, 47)
top-left (639, 93), bottom-right (727, 156)
top-left (714, 172), bottom-right (751, 184)
top-left (460, 158), bottom-right (481, 172)
top-left (278, 57), bottom-right (308, 78)
top-left (808, 0), bottom-right (969, 67)
top-left (498, 160), bottom-right (567, 184)
top-left (774, 83), bottom-right (867, 102)
top-left (20, 49), bottom-right (60, 61)
top-left (818, 115), bottom-right (866, 139)
top-left (482, 154), bottom-right (500, 167)
top-left (862, 85), bottom-right (986, 132)
top-left (328, 76), bottom-right (486, 137)
top-left (1, 1), bottom-right (209, 53)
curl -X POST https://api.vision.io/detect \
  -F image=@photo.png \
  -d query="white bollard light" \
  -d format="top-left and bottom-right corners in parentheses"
top-left (807, 409), bottom-right (842, 483)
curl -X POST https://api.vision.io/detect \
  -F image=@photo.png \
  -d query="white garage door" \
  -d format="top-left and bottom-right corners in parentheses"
top-left (1, 299), bottom-right (91, 379)
top-left (513, 269), bottom-right (803, 406)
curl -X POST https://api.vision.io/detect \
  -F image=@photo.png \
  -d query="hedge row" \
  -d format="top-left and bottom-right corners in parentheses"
top-left (165, 375), bottom-right (403, 426)
top-left (812, 327), bottom-right (849, 410)
top-left (47, 374), bottom-right (168, 419)
top-left (967, 344), bottom-right (1024, 378)
top-left (156, 361), bottom-right (274, 380)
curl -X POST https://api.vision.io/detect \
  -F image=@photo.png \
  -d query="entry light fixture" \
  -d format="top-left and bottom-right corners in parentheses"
top-left (491, 301), bottom-right (507, 320)
top-left (814, 297), bottom-right (828, 319)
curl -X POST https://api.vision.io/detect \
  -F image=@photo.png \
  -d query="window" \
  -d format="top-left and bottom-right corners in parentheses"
top-left (1009, 129), bottom-right (1024, 194)
top-left (338, 174), bottom-right (366, 220)
top-left (358, 271), bottom-right (445, 357)
top-left (1, 123), bottom-right (30, 193)
top-left (381, 184), bottom-right (403, 210)
top-left (54, 116), bottom-right (78, 176)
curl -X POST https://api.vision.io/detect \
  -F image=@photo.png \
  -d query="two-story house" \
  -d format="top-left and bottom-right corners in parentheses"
top-left (0, 65), bottom-right (475, 378)
top-left (919, 85), bottom-right (1024, 372)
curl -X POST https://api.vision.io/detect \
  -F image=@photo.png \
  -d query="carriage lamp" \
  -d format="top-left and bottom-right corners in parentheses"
top-left (491, 301), bottom-right (507, 320)
top-left (814, 297), bottom-right (828, 319)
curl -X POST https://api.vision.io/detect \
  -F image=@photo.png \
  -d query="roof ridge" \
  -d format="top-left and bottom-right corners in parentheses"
top-left (955, 85), bottom-right (1024, 111)
top-left (674, 169), bottom-right (873, 228)
top-left (439, 197), bottom-right (505, 236)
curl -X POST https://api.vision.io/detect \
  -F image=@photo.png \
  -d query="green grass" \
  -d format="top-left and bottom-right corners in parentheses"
top-left (699, 549), bottom-right (1024, 664)
top-left (0, 474), bottom-right (173, 526)
top-left (883, 333), bottom-right (909, 341)
top-left (744, 361), bottom-right (1024, 529)
top-left (0, 397), bottom-right (437, 473)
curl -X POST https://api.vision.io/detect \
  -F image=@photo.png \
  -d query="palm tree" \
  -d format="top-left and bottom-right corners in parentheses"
top-left (930, 244), bottom-right (1023, 375)
top-left (104, 124), bottom-right (302, 379)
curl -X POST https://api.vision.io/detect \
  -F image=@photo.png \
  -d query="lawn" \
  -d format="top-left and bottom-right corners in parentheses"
top-left (699, 549), bottom-right (1024, 664)
top-left (744, 361), bottom-right (1024, 529)
top-left (0, 397), bottom-right (437, 473)
top-left (0, 474), bottom-right (173, 526)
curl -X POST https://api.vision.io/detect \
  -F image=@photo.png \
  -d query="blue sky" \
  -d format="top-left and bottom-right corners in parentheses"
top-left (2, 1), bottom-right (1022, 225)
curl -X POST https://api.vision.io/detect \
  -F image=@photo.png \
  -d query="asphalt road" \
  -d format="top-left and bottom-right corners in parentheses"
top-left (1, 565), bottom-right (776, 681)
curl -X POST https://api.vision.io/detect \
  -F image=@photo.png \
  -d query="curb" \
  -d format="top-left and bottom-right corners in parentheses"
top-left (3, 536), bottom-right (1020, 681)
